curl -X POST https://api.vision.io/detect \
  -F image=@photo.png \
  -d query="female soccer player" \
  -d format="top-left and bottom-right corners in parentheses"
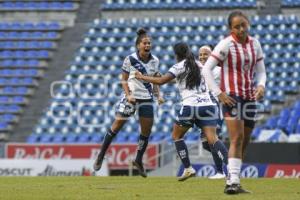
top-left (199, 45), bottom-right (227, 179)
top-left (203, 11), bottom-right (266, 194)
top-left (93, 28), bottom-right (163, 178)
top-left (135, 42), bottom-right (228, 181)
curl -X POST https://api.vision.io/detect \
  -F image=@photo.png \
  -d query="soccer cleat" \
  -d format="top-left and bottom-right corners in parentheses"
top-left (132, 160), bottom-right (147, 178)
top-left (224, 184), bottom-right (239, 195)
top-left (93, 156), bottom-right (104, 171)
top-left (224, 184), bottom-right (251, 195)
top-left (236, 184), bottom-right (251, 194)
top-left (178, 167), bottom-right (196, 182)
top-left (224, 184), bottom-right (231, 194)
top-left (208, 172), bottom-right (226, 179)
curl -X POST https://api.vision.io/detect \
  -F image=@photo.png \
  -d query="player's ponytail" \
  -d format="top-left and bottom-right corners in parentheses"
top-left (173, 42), bottom-right (201, 90)
top-left (135, 28), bottom-right (148, 47)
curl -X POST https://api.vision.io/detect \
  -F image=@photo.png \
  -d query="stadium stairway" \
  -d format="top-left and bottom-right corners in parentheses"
top-left (257, 0), bottom-right (282, 15)
top-left (11, 0), bottom-right (103, 142)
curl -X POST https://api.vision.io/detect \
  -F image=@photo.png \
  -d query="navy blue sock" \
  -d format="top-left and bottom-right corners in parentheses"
top-left (174, 139), bottom-right (191, 168)
top-left (98, 129), bottom-right (117, 159)
top-left (135, 134), bottom-right (149, 163)
top-left (204, 141), bottom-right (224, 173)
top-left (210, 146), bottom-right (224, 173)
top-left (211, 140), bottom-right (228, 166)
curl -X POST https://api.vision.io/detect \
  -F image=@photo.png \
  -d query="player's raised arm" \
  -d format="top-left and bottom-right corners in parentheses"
top-left (135, 71), bottom-right (174, 85)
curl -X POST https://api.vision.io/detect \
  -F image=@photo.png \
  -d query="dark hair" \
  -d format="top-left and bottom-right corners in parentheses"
top-left (228, 10), bottom-right (250, 28)
top-left (173, 42), bottom-right (201, 90)
top-left (208, 44), bottom-right (214, 50)
top-left (135, 28), bottom-right (148, 47)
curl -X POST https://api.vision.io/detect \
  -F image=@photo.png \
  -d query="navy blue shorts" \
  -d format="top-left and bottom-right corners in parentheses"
top-left (116, 97), bottom-right (154, 118)
top-left (222, 95), bottom-right (257, 129)
top-left (200, 102), bottom-right (223, 141)
top-left (175, 105), bottom-right (218, 129)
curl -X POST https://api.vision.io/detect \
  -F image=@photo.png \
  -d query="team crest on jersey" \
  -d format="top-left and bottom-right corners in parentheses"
top-left (149, 60), bottom-right (156, 65)
top-left (134, 63), bottom-right (143, 71)
top-left (219, 51), bottom-right (226, 57)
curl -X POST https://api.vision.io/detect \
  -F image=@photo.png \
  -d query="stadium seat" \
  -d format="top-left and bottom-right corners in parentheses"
top-left (26, 134), bottom-right (40, 143)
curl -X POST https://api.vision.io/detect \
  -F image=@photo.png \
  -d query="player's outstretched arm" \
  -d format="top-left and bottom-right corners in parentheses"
top-left (135, 71), bottom-right (174, 85)
top-left (254, 59), bottom-right (266, 100)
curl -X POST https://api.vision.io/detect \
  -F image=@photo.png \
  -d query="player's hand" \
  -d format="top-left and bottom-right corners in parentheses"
top-left (157, 96), bottom-right (165, 105)
top-left (255, 85), bottom-right (265, 100)
top-left (218, 92), bottom-right (236, 107)
top-left (154, 72), bottom-right (162, 77)
top-left (134, 71), bottom-right (143, 80)
top-left (126, 95), bottom-right (136, 104)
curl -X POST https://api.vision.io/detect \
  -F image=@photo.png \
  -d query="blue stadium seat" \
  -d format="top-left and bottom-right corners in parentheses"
top-left (0, 114), bottom-right (16, 123)
top-left (264, 117), bottom-right (278, 129)
top-left (26, 134), bottom-right (40, 143)
top-left (90, 133), bottom-right (104, 143)
top-left (65, 134), bottom-right (78, 143)
top-left (114, 132), bottom-right (128, 143)
top-left (77, 133), bottom-right (91, 143)
top-left (52, 134), bottom-right (65, 143)
top-left (39, 134), bottom-right (53, 143)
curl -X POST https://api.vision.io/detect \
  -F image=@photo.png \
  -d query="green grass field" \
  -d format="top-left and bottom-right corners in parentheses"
top-left (0, 177), bottom-right (299, 200)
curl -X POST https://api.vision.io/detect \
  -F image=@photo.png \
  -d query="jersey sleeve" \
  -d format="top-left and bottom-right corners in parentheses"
top-left (168, 63), bottom-right (184, 78)
top-left (254, 39), bottom-right (266, 87)
top-left (203, 57), bottom-right (222, 96)
top-left (212, 66), bottom-right (221, 86)
top-left (255, 39), bottom-right (264, 62)
top-left (211, 39), bottom-right (229, 63)
top-left (122, 56), bottom-right (131, 73)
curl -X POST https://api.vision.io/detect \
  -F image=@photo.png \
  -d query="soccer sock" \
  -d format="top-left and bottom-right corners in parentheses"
top-left (174, 139), bottom-right (191, 168)
top-left (98, 129), bottom-right (117, 159)
top-left (212, 140), bottom-right (228, 165)
top-left (204, 141), bottom-right (224, 173)
top-left (227, 158), bottom-right (242, 185)
top-left (135, 134), bottom-right (149, 164)
top-left (211, 147), bottom-right (224, 174)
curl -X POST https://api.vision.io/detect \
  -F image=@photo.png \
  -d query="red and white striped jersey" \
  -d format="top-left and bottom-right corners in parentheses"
top-left (211, 34), bottom-right (264, 100)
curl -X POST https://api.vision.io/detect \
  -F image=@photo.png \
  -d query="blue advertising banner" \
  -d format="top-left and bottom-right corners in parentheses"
top-left (178, 163), bottom-right (268, 178)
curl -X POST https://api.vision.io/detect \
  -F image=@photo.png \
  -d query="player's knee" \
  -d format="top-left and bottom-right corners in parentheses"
top-left (141, 131), bottom-right (151, 137)
top-left (172, 132), bottom-right (182, 141)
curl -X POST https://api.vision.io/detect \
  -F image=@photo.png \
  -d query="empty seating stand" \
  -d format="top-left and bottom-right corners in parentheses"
top-left (253, 100), bottom-right (300, 142)
top-left (0, 1), bottom-right (79, 11)
top-left (102, 0), bottom-right (257, 10)
top-left (101, 0), bottom-right (300, 10)
top-left (282, 0), bottom-right (300, 7)
top-left (28, 15), bottom-right (300, 144)
top-left (0, 21), bottom-right (63, 137)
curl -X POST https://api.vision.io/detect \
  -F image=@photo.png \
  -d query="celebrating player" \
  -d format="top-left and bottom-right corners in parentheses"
top-left (93, 28), bottom-right (163, 178)
top-left (199, 45), bottom-right (227, 179)
top-left (135, 42), bottom-right (228, 181)
top-left (203, 11), bottom-right (266, 194)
